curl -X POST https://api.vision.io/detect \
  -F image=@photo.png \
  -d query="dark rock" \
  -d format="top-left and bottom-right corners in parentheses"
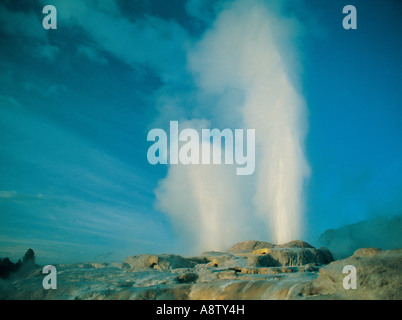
top-left (249, 247), bottom-right (334, 267)
top-left (176, 272), bottom-right (198, 283)
top-left (123, 254), bottom-right (195, 270)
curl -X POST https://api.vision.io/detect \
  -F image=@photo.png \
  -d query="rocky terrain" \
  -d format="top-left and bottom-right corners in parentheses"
top-left (0, 240), bottom-right (401, 300)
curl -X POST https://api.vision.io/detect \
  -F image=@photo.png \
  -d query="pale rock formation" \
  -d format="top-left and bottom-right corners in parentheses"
top-left (123, 254), bottom-right (194, 270)
top-left (299, 248), bottom-right (402, 299)
top-left (1, 242), bottom-right (400, 300)
top-left (228, 240), bottom-right (277, 253)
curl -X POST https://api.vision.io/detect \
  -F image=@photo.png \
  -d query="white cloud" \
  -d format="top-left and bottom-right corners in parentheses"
top-left (22, 81), bottom-right (67, 97)
top-left (0, 191), bottom-right (17, 199)
top-left (0, 3), bottom-right (45, 40)
top-left (42, 0), bottom-right (190, 83)
top-left (77, 45), bottom-right (108, 65)
top-left (35, 44), bottom-right (60, 61)
top-left (0, 3), bottom-right (62, 62)
top-left (0, 95), bottom-right (20, 108)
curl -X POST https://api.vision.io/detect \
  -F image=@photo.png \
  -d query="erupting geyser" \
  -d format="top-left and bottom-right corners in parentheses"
top-left (155, 0), bottom-right (310, 253)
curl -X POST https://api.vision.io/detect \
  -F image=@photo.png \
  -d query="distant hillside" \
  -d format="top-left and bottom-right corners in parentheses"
top-left (318, 214), bottom-right (402, 259)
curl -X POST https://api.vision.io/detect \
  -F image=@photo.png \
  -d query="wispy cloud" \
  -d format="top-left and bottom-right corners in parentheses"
top-left (0, 191), bottom-right (17, 199)
top-left (0, 82), bottom-right (168, 262)
top-left (22, 81), bottom-right (67, 97)
top-left (0, 2), bottom-right (60, 63)
top-left (0, 2), bottom-right (45, 40)
top-left (41, 0), bottom-right (190, 83)
top-left (77, 45), bottom-right (108, 65)
top-left (34, 44), bottom-right (60, 61)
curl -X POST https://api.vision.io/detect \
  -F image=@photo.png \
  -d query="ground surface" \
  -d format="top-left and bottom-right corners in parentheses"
top-left (1, 240), bottom-right (400, 300)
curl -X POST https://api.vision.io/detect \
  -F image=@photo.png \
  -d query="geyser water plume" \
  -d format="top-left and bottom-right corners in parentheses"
top-left (155, 0), bottom-right (310, 253)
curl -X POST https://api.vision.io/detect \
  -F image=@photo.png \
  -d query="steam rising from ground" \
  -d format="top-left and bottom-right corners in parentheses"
top-left (155, 0), bottom-right (310, 254)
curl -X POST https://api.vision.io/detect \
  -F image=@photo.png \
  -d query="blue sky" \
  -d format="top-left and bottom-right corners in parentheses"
top-left (302, 0), bottom-right (402, 232)
top-left (0, 0), bottom-right (401, 264)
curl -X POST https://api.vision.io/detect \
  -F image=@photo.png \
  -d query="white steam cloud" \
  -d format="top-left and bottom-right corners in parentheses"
top-left (155, 0), bottom-right (310, 254)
